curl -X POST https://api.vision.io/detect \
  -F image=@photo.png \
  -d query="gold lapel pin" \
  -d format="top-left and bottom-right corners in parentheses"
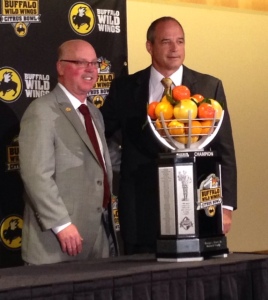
top-left (65, 107), bottom-right (72, 112)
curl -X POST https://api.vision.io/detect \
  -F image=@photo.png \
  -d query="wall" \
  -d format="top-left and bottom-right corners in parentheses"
top-left (131, 0), bottom-right (268, 12)
top-left (127, 0), bottom-right (268, 252)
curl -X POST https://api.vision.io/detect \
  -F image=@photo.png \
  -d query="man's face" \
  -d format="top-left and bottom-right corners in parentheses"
top-left (146, 20), bottom-right (185, 77)
top-left (57, 41), bottom-right (98, 102)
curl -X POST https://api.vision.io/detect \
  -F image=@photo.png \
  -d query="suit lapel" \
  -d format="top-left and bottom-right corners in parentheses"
top-left (182, 65), bottom-right (197, 92)
top-left (87, 101), bottom-right (108, 156)
top-left (136, 67), bottom-right (150, 106)
top-left (52, 86), bottom-right (100, 164)
top-left (87, 101), bottom-right (113, 186)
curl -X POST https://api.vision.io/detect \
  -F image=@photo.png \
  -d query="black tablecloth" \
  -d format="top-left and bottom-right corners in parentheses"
top-left (0, 253), bottom-right (267, 299)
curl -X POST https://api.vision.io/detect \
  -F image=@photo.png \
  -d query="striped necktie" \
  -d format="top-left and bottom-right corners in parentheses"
top-left (161, 77), bottom-right (173, 97)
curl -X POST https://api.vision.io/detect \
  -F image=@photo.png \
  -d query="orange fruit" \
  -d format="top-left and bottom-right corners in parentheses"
top-left (191, 94), bottom-right (204, 103)
top-left (172, 85), bottom-right (191, 101)
top-left (173, 99), bottom-right (198, 121)
top-left (168, 120), bottom-right (185, 136)
top-left (155, 118), bottom-right (169, 136)
top-left (200, 120), bottom-right (214, 135)
top-left (185, 120), bottom-right (202, 136)
top-left (175, 136), bottom-right (199, 144)
top-left (147, 101), bottom-right (158, 120)
top-left (155, 101), bottom-right (173, 120)
top-left (160, 95), bottom-right (169, 103)
top-left (210, 99), bottom-right (223, 120)
top-left (198, 103), bottom-right (215, 119)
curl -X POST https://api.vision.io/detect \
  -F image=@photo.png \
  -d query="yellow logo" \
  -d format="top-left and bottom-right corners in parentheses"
top-left (69, 2), bottom-right (95, 35)
top-left (0, 0), bottom-right (40, 37)
top-left (15, 22), bottom-right (28, 37)
top-left (0, 67), bottom-right (23, 102)
top-left (0, 215), bottom-right (23, 250)
top-left (6, 135), bottom-right (19, 171)
top-left (92, 95), bottom-right (104, 108)
top-left (197, 173), bottom-right (222, 217)
top-left (88, 57), bottom-right (114, 107)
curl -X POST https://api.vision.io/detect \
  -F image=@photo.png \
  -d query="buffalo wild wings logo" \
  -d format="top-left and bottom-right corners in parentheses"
top-left (0, 215), bottom-right (23, 250)
top-left (6, 135), bottom-right (19, 171)
top-left (69, 2), bottom-right (95, 35)
top-left (112, 195), bottom-right (120, 231)
top-left (24, 73), bottom-right (50, 99)
top-left (88, 57), bottom-right (115, 108)
top-left (0, 67), bottom-right (22, 102)
top-left (197, 174), bottom-right (222, 217)
top-left (96, 8), bottom-right (121, 33)
top-left (0, 0), bottom-right (41, 37)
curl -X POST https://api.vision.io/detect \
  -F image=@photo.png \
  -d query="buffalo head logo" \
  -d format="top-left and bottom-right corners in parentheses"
top-left (0, 72), bottom-right (18, 97)
top-left (0, 215), bottom-right (23, 249)
top-left (72, 7), bottom-right (91, 30)
top-left (69, 3), bottom-right (95, 35)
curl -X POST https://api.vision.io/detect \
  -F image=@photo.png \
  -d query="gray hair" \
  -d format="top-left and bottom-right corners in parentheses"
top-left (146, 17), bottom-right (184, 43)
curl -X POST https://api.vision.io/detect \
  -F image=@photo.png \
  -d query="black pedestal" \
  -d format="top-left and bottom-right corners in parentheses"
top-left (157, 151), bottom-right (228, 261)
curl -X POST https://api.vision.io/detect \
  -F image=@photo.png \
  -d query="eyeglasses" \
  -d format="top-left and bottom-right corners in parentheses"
top-left (60, 59), bottom-right (101, 69)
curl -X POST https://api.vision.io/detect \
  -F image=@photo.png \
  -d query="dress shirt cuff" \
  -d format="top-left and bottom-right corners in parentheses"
top-left (52, 222), bottom-right (71, 234)
top-left (222, 205), bottom-right (233, 211)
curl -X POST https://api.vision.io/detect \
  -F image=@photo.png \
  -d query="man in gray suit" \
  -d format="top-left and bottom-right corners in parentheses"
top-left (101, 17), bottom-right (237, 254)
top-left (19, 39), bottom-right (117, 265)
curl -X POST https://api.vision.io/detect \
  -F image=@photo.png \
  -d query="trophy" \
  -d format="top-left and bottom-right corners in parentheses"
top-left (148, 94), bottom-right (229, 262)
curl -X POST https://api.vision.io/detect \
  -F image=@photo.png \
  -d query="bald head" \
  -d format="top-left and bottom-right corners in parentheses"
top-left (56, 39), bottom-right (99, 102)
top-left (57, 39), bottom-right (96, 61)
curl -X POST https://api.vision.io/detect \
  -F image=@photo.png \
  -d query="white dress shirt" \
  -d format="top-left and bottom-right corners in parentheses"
top-left (148, 65), bottom-right (183, 103)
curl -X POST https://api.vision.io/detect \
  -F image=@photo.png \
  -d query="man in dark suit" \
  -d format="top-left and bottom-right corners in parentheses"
top-left (19, 40), bottom-right (117, 265)
top-left (101, 17), bottom-right (237, 255)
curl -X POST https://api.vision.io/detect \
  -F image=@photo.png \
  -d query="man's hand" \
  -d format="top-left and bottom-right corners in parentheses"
top-left (223, 208), bottom-right (232, 234)
top-left (56, 224), bottom-right (83, 256)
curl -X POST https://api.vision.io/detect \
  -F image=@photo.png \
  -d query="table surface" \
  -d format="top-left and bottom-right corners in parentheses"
top-left (0, 252), bottom-right (267, 292)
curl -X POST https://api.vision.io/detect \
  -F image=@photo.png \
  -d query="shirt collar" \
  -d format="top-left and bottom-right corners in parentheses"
top-left (58, 83), bottom-right (87, 110)
top-left (150, 65), bottom-right (184, 87)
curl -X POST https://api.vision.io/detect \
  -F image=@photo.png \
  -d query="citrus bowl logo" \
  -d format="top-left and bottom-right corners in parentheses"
top-left (0, 215), bottom-right (23, 250)
top-left (69, 3), bottom-right (95, 35)
top-left (0, 67), bottom-right (23, 103)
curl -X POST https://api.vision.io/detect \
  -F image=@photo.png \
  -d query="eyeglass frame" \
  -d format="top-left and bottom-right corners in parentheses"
top-left (59, 59), bottom-right (101, 69)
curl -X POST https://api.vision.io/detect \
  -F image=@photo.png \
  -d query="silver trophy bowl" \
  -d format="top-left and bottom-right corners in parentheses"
top-left (148, 110), bottom-right (224, 151)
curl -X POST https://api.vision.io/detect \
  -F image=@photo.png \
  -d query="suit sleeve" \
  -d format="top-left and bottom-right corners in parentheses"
top-left (19, 100), bottom-right (71, 230)
top-left (209, 80), bottom-right (237, 209)
top-left (100, 79), bottom-right (121, 139)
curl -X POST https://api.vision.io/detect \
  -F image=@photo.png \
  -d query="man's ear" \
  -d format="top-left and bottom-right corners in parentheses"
top-left (56, 61), bottom-right (64, 76)
top-left (146, 41), bottom-right (152, 55)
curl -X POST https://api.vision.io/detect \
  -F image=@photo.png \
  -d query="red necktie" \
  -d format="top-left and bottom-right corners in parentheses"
top-left (79, 104), bottom-right (110, 209)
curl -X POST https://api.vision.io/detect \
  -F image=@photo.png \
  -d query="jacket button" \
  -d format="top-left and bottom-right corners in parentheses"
top-left (97, 207), bottom-right (102, 213)
top-left (97, 180), bottom-right (102, 186)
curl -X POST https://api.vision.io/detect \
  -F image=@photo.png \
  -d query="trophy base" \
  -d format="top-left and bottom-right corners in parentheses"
top-left (156, 235), bottom-right (228, 262)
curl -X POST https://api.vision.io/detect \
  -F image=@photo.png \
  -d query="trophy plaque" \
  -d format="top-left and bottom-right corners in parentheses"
top-left (148, 111), bottom-right (229, 262)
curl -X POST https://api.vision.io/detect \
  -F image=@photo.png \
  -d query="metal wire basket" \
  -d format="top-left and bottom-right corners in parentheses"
top-left (148, 110), bottom-right (224, 151)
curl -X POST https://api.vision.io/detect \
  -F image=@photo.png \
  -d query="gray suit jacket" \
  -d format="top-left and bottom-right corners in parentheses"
top-left (19, 84), bottom-right (114, 264)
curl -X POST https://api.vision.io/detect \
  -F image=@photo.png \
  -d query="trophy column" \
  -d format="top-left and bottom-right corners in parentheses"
top-left (156, 151), bottom-right (228, 262)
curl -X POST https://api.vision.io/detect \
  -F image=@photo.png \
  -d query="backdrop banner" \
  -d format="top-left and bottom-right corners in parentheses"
top-left (0, 0), bottom-right (127, 268)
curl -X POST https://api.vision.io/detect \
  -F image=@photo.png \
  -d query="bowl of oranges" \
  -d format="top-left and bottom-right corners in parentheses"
top-left (147, 85), bottom-right (224, 151)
